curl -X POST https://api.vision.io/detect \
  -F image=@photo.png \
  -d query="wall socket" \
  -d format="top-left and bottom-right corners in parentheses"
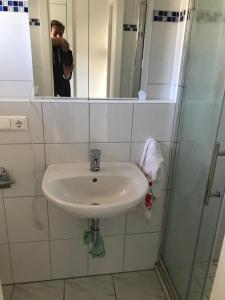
top-left (0, 116), bottom-right (28, 131)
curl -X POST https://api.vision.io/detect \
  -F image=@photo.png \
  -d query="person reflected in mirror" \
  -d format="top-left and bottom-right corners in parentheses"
top-left (51, 20), bottom-right (74, 97)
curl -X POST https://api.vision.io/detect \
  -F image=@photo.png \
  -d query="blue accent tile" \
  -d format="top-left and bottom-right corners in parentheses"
top-left (13, 1), bottom-right (18, 6)
top-left (8, 1), bottom-right (13, 5)
top-left (163, 11), bottom-right (167, 16)
top-left (3, 6), bottom-right (8, 11)
top-left (172, 17), bottom-right (176, 22)
top-left (0, 1), bottom-right (2, 5)
top-left (0, 5), bottom-right (2, 11)
top-left (167, 17), bottom-right (171, 22)
top-left (19, 1), bottom-right (23, 6)
top-left (24, 6), bottom-right (28, 12)
top-left (159, 11), bottom-right (163, 16)
top-left (158, 16), bottom-right (163, 21)
top-left (172, 11), bottom-right (176, 17)
top-left (154, 16), bottom-right (158, 21)
top-left (13, 6), bottom-right (18, 11)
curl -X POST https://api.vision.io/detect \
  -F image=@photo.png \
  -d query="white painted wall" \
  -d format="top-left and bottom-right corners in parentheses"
top-left (89, 0), bottom-right (109, 98)
top-left (0, 12), bottom-right (33, 97)
top-left (72, 0), bottom-right (88, 98)
top-left (29, 0), bottom-right (53, 96)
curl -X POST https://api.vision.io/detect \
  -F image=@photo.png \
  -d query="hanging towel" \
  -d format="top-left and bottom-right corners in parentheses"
top-left (139, 138), bottom-right (164, 220)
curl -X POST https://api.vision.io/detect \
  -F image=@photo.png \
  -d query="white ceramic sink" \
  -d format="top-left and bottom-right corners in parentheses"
top-left (42, 162), bottom-right (148, 218)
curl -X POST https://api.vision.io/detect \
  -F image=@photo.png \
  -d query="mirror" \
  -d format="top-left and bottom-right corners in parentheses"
top-left (28, 0), bottom-right (188, 100)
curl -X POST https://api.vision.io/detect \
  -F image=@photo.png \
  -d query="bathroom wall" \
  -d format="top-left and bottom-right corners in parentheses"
top-left (0, 100), bottom-right (176, 284)
top-left (0, 1), bottom-right (33, 98)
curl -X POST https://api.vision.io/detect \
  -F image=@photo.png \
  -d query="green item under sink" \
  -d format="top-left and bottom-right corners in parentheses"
top-left (84, 231), bottom-right (105, 257)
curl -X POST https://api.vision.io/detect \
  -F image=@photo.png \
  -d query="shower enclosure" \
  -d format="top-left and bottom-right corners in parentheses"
top-left (159, 0), bottom-right (225, 299)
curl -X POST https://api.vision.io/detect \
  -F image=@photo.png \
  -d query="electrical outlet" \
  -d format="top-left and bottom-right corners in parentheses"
top-left (10, 116), bottom-right (28, 131)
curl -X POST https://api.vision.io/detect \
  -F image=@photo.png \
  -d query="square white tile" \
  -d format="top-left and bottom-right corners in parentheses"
top-left (88, 235), bottom-right (124, 275)
top-left (90, 104), bottom-right (133, 142)
top-left (50, 239), bottom-right (88, 279)
top-left (0, 245), bottom-right (13, 284)
top-left (0, 198), bottom-right (8, 244)
top-left (113, 270), bottom-right (166, 300)
top-left (43, 103), bottom-right (89, 143)
top-left (45, 143), bottom-right (89, 165)
top-left (12, 280), bottom-right (64, 300)
top-left (98, 214), bottom-right (126, 236)
top-left (0, 102), bottom-right (43, 144)
top-left (90, 143), bottom-right (130, 162)
top-left (48, 202), bottom-right (88, 240)
top-left (4, 196), bottom-right (49, 243)
top-left (132, 104), bottom-right (175, 142)
top-left (65, 275), bottom-right (116, 300)
top-left (10, 241), bottom-right (51, 283)
top-left (1, 144), bottom-right (45, 197)
top-left (124, 233), bottom-right (160, 271)
top-left (126, 191), bottom-right (165, 234)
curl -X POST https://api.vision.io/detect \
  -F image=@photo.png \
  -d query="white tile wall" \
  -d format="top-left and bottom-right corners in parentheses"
top-left (10, 241), bottom-right (51, 283)
top-left (90, 104), bottom-right (133, 142)
top-left (0, 100), bottom-right (175, 283)
top-left (4, 196), bottom-right (49, 243)
top-left (132, 103), bottom-right (175, 142)
top-left (0, 245), bottom-right (12, 284)
top-left (48, 202), bottom-right (88, 240)
top-left (45, 143), bottom-right (89, 165)
top-left (0, 198), bottom-right (8, 245)
top-left (43, 103), bottom-right (89, 143)
top-left (88, 235), bottom-right (124, 275)
top-left (124, 233), bottom-right (160, 271)
top-left (1, 144), bottom-right (45, 198)
top-left (0, 102), bottom-right (43, 144)
top-left (90, 143), bottom-right (130, 162)
top-left (99, 214), bottom-right (126, 236)
top-left (50, 239), bottom-right (88, 279)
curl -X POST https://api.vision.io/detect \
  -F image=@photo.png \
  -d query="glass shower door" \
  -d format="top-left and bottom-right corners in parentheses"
top-left (161, 0), bottom-right (225, 299)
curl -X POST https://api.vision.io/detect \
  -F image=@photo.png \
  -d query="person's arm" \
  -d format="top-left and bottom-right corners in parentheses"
top-left (63, 64), bottom-right (74, 80)
top-left (51, 37), bottom-right (69, 52)
top-left (62, 50), bottom-right (74, 80)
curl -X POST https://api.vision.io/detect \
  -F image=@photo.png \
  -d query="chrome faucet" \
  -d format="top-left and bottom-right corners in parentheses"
top-left (90, 149), bottom-right (101, 172)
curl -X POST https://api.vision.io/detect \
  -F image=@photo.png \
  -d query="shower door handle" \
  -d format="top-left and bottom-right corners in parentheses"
top-left (204, 143), bottom-right (225, 205)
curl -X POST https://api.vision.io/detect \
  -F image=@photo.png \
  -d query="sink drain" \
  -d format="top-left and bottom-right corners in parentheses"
top-left (91, 203), bottom-right (100, 205)
top-left (92, 178), bottom-right (98, 182)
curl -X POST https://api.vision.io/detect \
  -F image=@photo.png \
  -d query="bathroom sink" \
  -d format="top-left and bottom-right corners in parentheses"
top-left (42, 162), bottom-right (148, 218)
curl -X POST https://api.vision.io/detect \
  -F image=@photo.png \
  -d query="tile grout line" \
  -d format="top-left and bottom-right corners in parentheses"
top-left (41, 103), bottom-right (52, 280)
top-left (122, 213), bottom-right (128, 272)
top-left (63, 279), bottom-right (66, 300)
top-left (2, 193), bottom-right (15, 284)
top-left (111, 274), bottom-right (118, 300)
top-left (129, 103), bottom-right (135, 162)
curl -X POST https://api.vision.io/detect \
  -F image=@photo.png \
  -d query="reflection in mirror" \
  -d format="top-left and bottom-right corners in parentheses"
top-left (28, 0), bottom-right (189, 100)
top-left (29, 0), bottom-right (88, 98)
top-left (89, 0), bottom-right (149, 98)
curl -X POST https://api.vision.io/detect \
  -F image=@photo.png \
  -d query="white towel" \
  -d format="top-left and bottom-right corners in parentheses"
top-left (139, 138), bottom-right (164, 220)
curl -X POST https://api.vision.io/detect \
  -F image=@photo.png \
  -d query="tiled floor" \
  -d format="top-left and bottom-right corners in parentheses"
top-left (2, 270), bottom-right (167, 300)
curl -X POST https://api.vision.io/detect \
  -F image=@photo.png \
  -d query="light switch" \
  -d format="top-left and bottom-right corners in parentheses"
top-left (0, 118), bottom-right (11, 130)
